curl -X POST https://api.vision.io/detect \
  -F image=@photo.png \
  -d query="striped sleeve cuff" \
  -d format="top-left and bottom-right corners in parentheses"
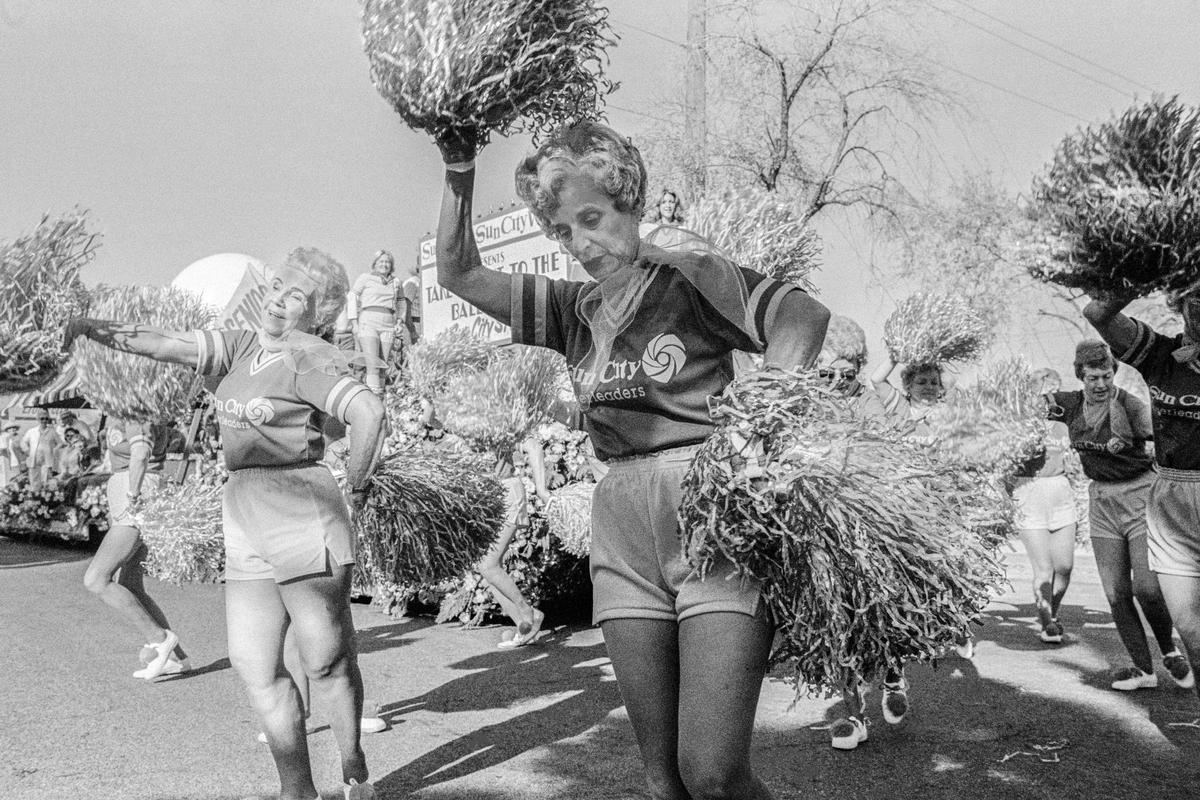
top-left (745, 278), bottom-right (797, 349)
top-left (1117, 320), bottom-right (1154, 368)
top-left (511, 274), bottom-right (551, 348)
top-left (881, 385), bottom-right (902, 416)
top-left (193, 330), bottom-right (223, 375)
top-left (324, 377), bottom-right (369, 423)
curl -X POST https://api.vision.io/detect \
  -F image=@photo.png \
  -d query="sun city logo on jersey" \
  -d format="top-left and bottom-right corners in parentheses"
top-left (214, 396), bottom-right (277, 429)
top-left (641, 334), bottom-right (686, 384)
top-left (572, 332), bottom-right (689, 404)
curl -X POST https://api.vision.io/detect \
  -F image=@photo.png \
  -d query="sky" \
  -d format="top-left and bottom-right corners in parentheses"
top-left (2, 0), bottom-right (1199, 378)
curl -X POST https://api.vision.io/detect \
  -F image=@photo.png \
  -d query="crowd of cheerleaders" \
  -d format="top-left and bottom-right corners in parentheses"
top-left (63, 120), bottom-right (1200, 800)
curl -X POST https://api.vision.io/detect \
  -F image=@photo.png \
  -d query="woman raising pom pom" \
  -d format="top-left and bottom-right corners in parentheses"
top-left (66, 248), bottom-right (386, 800)
top-left (432, 120), bottom-right (829, 800)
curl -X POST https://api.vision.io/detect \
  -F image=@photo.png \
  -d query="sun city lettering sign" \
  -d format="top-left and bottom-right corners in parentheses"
top-left (417, 205), bottom-right (584, 343)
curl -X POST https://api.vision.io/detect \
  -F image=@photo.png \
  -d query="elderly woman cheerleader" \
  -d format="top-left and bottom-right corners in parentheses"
top-left (348, 249), bottom-right (403, 394)
top-left (1085, 288), bottom-right (1200, 704)
top-left (1048, 341), bottom-right (1193, 690)
top-left (67, 248), bottom-right (385, 800)
top-left (83, 419), bottom-right (189, 680)
top-left (432, 120), bottom-right (828, 800)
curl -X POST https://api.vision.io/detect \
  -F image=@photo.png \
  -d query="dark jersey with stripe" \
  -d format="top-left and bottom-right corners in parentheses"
top-left (510, 261), bottom-right (798, 461)
top-left (1118, 318), bottom-right (1200, 471)
top-left (1048, 389), bottom-right (1153, 482)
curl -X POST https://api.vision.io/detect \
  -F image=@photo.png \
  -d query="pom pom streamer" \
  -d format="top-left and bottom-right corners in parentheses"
top-left (684, 187), bottom-right (821, 289)
top-left (356, 450), bottom-right (507, 587)
top-left (72, 285), bottom-right (213, 423)
top-left (924, 358), bottom-right (1049, 476)
top-left (437, 345), bottom-right (569, 458)
top-left (545, 481), bottom-right (594, 557)
top-left (0, 211), bottom-right (96, 393)
top-left (139, 476), bottom-right (225, 585)
top-left (1030, 96), bottom-right (1200, 297)
top-left (679, 370), bottom-right (1008, 695)
top-left (362, 0), bottom-right (617, 147)
top-left (883, 292), bottom-right (990, 367)
top-left (406, 326), bottom-right (497, 399)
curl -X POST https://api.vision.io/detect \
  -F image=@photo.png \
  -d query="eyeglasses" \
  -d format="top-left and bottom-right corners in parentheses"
top-left (818, 367), bottom-right (858, 381)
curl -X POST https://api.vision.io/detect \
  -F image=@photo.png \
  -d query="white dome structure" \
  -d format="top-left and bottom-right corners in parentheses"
top-left (171, 253), bottom-right (266, 312)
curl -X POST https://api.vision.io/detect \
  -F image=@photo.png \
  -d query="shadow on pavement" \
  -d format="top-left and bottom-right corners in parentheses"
top-left (373, 632), bottom-right (622, 796)
top-left (355, 617), bottom-right (436, 657)
top-left (0, 533), bottom-right (90, 568)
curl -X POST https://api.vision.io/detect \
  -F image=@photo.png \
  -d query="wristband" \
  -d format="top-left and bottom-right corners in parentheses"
top-left (445, 159), bottom-right (476, 173)
top-left (348, 486), bottom-right (369, 495)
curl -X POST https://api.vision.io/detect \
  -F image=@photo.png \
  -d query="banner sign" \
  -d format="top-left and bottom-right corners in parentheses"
top-left (217, 260), bottom-right (269, 330)
top-left (417, 205), bottom-right (583, 343)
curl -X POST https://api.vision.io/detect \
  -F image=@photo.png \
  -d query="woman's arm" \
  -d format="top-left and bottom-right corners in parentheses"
top-left (127, 441), bottom-right (150, 501)
top-left (435, 134), bottom-right (514, 324)
top-left (1082, 294), bottom-right (1139, 356)
top-left (65, 319), bottom-right (199, 367)
top-left (522, 437), bottom-right (550, 504)
top-left (762, 291), bottom-right (830, 370)
top-left (869, 351), bottom-right (897, 393)
top-left (341, 390), bottom-right (386, 514)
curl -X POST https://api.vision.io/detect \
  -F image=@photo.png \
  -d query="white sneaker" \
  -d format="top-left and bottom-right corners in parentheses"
top-left (830, 716), bottom-right (868, 750)
top-left (1111, 667), bottom-right (1158, 691)
top-left (360, 715), bottom-right (388, 734)
top-left (133, 656), bottom-right (191, 680)
top-left (138, 630), bottom-right (180, 681)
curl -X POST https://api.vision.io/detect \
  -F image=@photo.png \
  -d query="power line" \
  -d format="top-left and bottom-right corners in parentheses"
top-left (613, 21), bottom-right (687, 50)
top-left (945, 0), bottom-right (1159, 95)
top-left (930, 2), bottom-right (1133, 99)
top-left (936, 61), bottom-right (1090, 124)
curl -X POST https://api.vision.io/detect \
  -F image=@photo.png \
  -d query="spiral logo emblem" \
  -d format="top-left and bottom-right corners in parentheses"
top-left (107, 429), bottom-right (124, 448)
top-left (245, 397), bottom-right (276, 426)
top-left (641, 334), bottom-right (687, 384)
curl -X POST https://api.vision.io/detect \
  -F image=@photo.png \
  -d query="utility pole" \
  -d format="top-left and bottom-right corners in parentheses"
top-left (684, 0), bottom-right (707, 201)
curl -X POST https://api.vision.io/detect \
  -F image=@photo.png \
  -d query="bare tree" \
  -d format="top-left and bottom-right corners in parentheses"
top-left (892, 173), bottom-right (1090, 340)
top-left (639, 0), bottom-right (953, 226)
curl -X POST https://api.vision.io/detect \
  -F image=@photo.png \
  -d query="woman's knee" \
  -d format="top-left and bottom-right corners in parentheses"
top-left (82, 563), bottom-right (115, 595)
top-left (678, 750), bottom-right (753, 800)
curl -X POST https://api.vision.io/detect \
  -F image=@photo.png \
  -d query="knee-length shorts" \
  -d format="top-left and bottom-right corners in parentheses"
top-left (589, 445), bottom-right (761, 625)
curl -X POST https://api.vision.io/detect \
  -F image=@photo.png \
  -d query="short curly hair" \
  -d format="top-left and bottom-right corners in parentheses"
top-left (900, 363), bottom-right (943, 395)
top-left (514, 121), bottom-right (648, 234)
top-left (820, 315), bottom-right (869, 369)
top-left (1073, 339), bottom-right (1114, 379)
top-left (279, 247), bottom-right (349, 341)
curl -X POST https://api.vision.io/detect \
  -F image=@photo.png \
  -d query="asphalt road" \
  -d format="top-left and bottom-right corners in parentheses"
top-left (1, 534), bottom-right (1198, 800)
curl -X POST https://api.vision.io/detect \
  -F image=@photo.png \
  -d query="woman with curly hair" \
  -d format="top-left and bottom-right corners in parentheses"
top-left (869, 354), bottom-right (946, 431)
top-left (67, 248), bottom-right (386, 800)
top-left (432, 121), bottom-right (829, 799)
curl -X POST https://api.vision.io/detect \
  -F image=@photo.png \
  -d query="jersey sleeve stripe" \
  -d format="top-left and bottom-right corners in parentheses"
top-left (746, 279), bottom-right (789, 347)
top-left (194, 330), bottom-right (212, 373)
top-left (1118, 320), bottom-right (1154, 367)
top-left (511, 275), bottom-right (528, 344)
top-left (532, 275), bottom-right (549, 349)
top-left (757, 281), bottom-right (796, 345)
top-left (881, 385), bottom-right (901, 416)
top-left (325, 377), bottom-right (368, 423)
